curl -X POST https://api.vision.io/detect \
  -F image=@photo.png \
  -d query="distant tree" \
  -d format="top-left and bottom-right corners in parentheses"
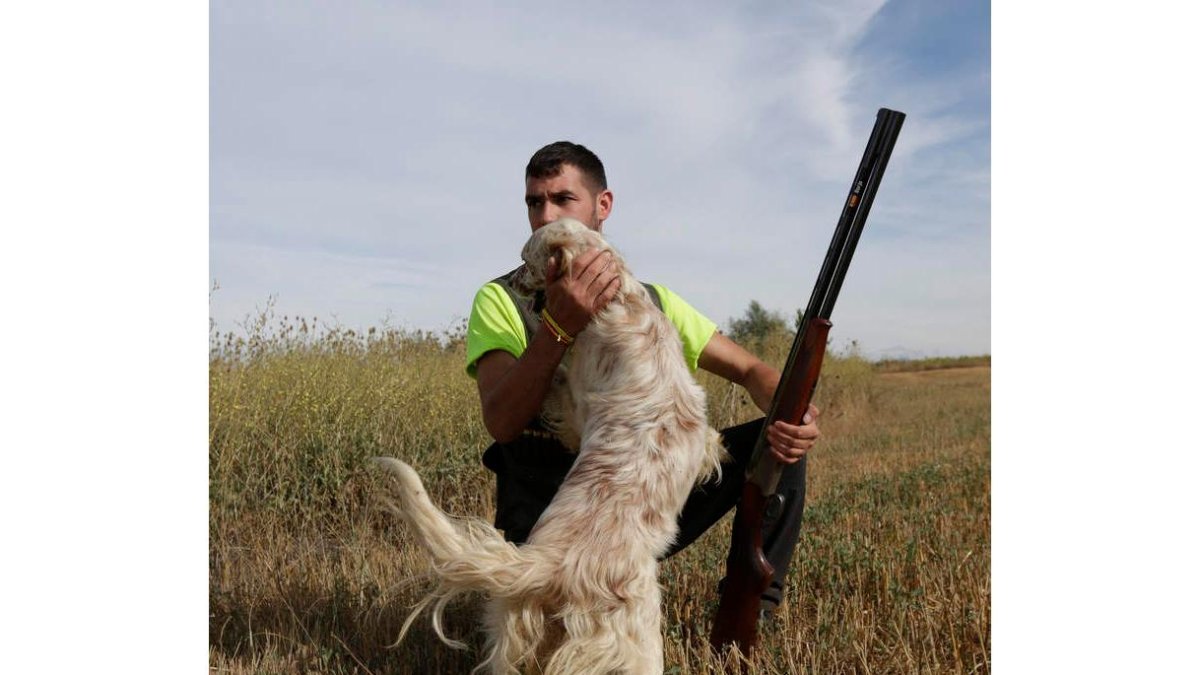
top-left (727, 300), bottom-right (790, 346)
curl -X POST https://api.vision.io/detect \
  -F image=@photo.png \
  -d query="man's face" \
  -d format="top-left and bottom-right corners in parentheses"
top-left (524, 164), bottom-right (613, 232)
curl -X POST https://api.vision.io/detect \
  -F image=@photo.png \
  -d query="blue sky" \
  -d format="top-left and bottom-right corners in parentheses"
top-left (210, 0), bottom-right (990, 358)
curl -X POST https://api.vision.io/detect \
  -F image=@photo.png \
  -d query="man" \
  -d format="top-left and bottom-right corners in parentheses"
top-left (465, 141), bottom-right (820, 611)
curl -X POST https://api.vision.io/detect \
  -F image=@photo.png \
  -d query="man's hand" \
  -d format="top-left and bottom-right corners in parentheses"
top-left (543, 248), bottom-right (620, 336)
top-left (697, 334), bottom-right (822, 464)
top-left (766, 404), bottom-right (820, 464)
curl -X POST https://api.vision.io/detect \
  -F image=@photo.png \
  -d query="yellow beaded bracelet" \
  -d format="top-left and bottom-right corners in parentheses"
top-left (540, 308), bottom-right (575, 344)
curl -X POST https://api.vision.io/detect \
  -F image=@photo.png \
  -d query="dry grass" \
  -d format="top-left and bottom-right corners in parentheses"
top-left (210, 314), bottom-right (990, 674)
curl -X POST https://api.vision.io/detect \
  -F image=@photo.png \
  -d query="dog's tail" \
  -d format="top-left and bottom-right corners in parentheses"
top-left (370, 457), bottom-right (555, 645)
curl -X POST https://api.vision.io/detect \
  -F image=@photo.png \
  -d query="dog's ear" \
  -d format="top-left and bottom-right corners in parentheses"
top-left (555, 245), bottom-right (576, 280)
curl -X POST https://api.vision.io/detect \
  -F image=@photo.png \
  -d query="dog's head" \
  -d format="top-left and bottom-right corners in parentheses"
top-left (512, 218), bottom-right (622, 294)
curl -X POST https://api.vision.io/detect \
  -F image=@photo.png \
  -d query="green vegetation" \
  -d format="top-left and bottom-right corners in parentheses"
top-left (725, 300), bottom-right (797, 349)
top-left (210, 313), bottom-right (990, 673)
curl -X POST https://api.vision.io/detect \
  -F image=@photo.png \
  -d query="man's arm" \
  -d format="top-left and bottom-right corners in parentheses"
top-left (475, 328), bottom-right (570, 443)
top-left (698, 332), bottom-right (820, 464)
top-left (476, 248), bottom-right (619, 442)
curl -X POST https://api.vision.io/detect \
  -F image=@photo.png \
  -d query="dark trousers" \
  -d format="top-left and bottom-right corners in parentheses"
top-left (480, 418), bottom-right (807, 606)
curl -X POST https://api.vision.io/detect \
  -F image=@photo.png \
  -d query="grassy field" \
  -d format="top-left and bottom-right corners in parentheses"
top-left (209, 317), bottom-right (990, 674)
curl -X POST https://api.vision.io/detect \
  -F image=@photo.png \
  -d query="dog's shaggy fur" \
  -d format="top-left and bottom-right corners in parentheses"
top-left (373, 218), bottom-right (726, 674)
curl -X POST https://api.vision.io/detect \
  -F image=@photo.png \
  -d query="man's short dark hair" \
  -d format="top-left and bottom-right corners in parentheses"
top-left (525, 141), bottom-right (607, 193)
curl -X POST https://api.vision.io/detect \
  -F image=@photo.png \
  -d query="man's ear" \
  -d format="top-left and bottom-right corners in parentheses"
top-left (595, 189), bottom-right (614, 229)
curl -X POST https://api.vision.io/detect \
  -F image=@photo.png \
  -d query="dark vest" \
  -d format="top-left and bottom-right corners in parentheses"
top-left (482, 267), bottom-right (665, 539)
top-left (482, 266), bottom-right (672, 535)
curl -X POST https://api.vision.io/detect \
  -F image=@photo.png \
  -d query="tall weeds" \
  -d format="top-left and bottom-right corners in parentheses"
top-left (209, 315), bottom-right (989, 673)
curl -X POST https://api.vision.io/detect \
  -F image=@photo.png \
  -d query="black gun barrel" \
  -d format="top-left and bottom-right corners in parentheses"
top-left (817, 108), bottom-right (906, 320)
top-left (748, 107), bottom-right (905, 485)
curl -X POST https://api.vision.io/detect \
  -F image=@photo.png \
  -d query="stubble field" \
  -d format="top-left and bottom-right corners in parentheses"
top-left (209, 317), bottom-right (990, 674)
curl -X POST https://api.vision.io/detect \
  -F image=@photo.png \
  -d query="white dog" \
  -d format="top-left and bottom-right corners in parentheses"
top-left (374, 218), bottom-right (725, 674)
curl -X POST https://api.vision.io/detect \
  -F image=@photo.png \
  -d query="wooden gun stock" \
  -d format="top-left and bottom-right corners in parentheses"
top-left (709, 318), bottom-right (830, 655)
top-left (708, 482), bottom-right (773, 652)
top-left (709, 108), bottom-right (904, 665)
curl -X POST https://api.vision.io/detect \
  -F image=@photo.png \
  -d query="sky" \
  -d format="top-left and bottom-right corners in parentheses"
top-left (210, 0), bottom-right (990, 359)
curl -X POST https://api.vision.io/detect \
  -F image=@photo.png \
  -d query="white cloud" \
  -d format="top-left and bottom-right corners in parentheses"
top-left (211, 0), bottom-right (989, 358)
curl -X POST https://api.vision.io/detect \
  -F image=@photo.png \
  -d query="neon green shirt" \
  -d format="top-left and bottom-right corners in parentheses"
top-left (465, 281), bottom-right (717, 378)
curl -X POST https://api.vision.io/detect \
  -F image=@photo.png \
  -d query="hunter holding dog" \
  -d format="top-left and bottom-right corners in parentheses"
top-left (465, 141), bottom-right (820, 613)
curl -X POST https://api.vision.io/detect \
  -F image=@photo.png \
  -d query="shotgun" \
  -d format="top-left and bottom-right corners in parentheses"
top-left (709, 107), bottom-right (906, 660)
